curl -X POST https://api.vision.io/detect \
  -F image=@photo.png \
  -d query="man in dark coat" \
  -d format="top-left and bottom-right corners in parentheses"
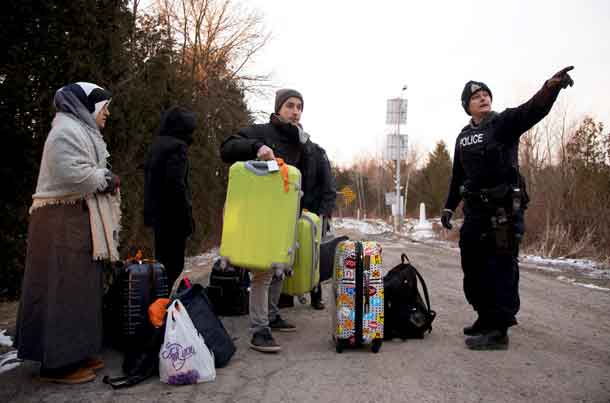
top-left (220, 89), bottom-right (336, 353)
top-left (144, 106), bottom-right (197, 289)
top-left (441, 66), bottom-right (575, 350)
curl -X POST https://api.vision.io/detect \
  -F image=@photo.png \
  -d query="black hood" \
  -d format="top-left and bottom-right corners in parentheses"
top-left (159, 106), bottom-right (197, 145)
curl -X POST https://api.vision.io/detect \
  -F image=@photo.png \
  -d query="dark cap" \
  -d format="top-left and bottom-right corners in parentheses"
top-left (461, 81), bottom-right (492, 115)
top-left (274, 89), bottom-right (304, 113)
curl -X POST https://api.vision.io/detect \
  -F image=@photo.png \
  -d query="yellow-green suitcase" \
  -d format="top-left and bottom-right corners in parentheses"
top-left (220, 160), bottom-right (301, 272)
top-left (282, 211), bottom-right (321, 296)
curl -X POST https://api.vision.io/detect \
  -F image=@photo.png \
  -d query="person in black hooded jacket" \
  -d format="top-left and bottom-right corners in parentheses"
top-left (144, 106), bottom-right (197, 289)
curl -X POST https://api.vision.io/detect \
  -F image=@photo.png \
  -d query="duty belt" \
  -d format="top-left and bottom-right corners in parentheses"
top-left (460, 183), bottom-right (511, 204)
top-left (461, 183), bottom-right (524, 216)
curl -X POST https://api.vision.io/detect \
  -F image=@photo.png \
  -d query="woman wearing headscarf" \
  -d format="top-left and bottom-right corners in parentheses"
top-left (15, 82), bottom-right (121, 384)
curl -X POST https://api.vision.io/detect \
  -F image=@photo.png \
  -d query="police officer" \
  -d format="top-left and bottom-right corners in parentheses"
top-left (441, 66), bottom-right (575, 350)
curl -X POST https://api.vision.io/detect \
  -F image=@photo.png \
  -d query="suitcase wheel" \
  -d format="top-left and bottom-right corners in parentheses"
top-left (371, 339), bottom-right (382, 354)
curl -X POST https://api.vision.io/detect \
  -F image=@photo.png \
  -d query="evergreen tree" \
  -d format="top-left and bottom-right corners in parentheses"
top-left (407, 140), bottom-right (452, 217)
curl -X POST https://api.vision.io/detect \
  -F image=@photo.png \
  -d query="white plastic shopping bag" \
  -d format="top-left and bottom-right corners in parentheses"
top-left (159, 300), bottom-right (216, 385)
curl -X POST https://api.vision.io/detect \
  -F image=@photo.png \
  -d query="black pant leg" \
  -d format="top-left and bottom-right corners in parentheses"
top-left (459, 220), bottom-right (487, 315)
top-left (154, 227), bottom-right (186, 289)
top-left (310, 284), bottom-right (322, 303)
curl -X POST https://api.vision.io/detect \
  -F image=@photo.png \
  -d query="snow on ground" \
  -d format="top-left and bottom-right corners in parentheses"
top-left (0, 329), bottom-right (12, 347)
top-left (0, 330), bottom-right (20, 375)
top-left (0, 350), bottom-right (21, 375)
top-left (403, 217), bottom-right (436, 241)
top-left (367, 217), bottom-right (609, 291)
top-left (557, 276), bottom-right (610, 291)
top-left (184, 218), bottom-right (609, 292)
top-left (333, 218), bottom-right (393, 235)
top-left (184, 247), bottom-right (219, 272)
top-left (522, 255), bottom-right (609, 278)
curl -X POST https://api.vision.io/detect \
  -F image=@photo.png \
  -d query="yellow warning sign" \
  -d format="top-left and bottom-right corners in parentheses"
top-left (339, 186), bottom-right (356, 207)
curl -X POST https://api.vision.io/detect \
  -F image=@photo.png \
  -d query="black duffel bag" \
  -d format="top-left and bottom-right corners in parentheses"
top-left (174, 282), bottom-right (236, 368)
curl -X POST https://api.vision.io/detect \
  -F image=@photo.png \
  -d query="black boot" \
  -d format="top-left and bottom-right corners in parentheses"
top-left (465, 329), bottom-right (509, 350)
top-left (463, 317), bottom-right (488, 336)
top-left (310, 286), bottom-right (324, 310)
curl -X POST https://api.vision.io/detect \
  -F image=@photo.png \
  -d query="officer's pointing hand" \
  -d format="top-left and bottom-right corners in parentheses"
top-left (547, 66), bottom-right (575, 89)
top-left (441, 209), bottom-right (453, 230)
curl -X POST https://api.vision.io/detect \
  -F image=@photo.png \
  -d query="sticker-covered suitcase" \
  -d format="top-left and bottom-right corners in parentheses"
top-left (282, 211), bottom-right (321, 296)
top-left (220, 159), bottom-right (301, 272)
top-left (333, 240), bottom-right (383, 353)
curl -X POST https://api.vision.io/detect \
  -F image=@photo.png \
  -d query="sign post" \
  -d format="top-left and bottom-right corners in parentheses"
top-left (385, 86), bottom-right (408, 232)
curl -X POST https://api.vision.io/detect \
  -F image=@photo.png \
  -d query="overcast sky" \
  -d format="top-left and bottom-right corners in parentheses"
top-left (243, 0), bottom-right (610, 166)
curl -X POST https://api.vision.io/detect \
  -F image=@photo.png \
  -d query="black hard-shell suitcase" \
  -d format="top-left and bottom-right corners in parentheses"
top-left (206, 259), bottom-right (249, 316)
top-left (120, 260), bottom-right (169, 349)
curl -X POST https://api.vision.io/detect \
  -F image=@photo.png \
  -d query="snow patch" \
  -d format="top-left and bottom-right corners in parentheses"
top-left (0, 330), bottom-right (12, 347)
top-left (0, 350), bottom-right (21, 374)
top-left (333, 218), bottom-right (393, 235)
top-left (523, 255), bottom-right (610, 280)
top-left (185, 247), bottom-right (219, 272)
top-left (556, 276), bottom-right (610, 292)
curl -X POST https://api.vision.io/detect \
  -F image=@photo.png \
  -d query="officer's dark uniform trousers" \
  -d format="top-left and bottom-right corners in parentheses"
top-left (445, 84), bottom-right (561, 330)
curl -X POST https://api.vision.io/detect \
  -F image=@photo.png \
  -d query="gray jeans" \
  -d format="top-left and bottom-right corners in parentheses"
top-left (249, 270), bottom-right (284, 334)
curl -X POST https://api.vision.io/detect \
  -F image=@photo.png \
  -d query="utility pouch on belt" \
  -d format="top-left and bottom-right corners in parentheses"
top-left (491, 207), bottom-right (514, 254)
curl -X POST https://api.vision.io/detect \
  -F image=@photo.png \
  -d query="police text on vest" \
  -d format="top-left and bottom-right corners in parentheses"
top-left (460, 133), bottom-right (484, 147)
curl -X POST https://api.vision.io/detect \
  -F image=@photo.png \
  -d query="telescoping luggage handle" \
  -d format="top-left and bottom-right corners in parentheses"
top-left (244, 158), bottom-right (291, 192)
top-left (399, 253), bottom-right (433, 316)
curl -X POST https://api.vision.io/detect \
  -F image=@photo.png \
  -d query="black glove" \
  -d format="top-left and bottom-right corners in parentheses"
top-left (547, 66), bottom-right (574, 89)
top-left (102, 172), bottom-right (120, 195)
top-left (441, 209), bottom-right (453, 230)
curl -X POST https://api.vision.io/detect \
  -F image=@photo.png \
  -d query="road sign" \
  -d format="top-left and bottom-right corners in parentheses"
top-left (339, 186), bottom-right (356, 207)
top-left (386, 98), bottom-right (408, 125)
top-left (384, 134), bottom-right (408, 161)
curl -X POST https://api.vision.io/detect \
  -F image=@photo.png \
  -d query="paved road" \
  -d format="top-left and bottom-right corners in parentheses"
top-left (1, 230), bottom-right (609, 402)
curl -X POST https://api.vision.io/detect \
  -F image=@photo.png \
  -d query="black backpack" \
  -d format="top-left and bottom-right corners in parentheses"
top-left (384, 253), bottom-right (436, 340)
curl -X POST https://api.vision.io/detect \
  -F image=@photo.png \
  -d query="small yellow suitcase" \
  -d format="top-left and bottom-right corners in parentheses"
top-left (282, 211), bottom-right (321, 296)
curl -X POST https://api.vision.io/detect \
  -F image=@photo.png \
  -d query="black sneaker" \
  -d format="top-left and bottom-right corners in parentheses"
top-left (463, 318), bottom-right (487, 336)
top-left (465, 330), bottom-right (509, 350)
top-left (311, 300), bottom-right (325, 310)
top-left (269, 316), bottom-right (297, 332)
top-left (249, 329), bottom-right (281, 353)
top-left (310, 287), bottom-right (324, 310)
